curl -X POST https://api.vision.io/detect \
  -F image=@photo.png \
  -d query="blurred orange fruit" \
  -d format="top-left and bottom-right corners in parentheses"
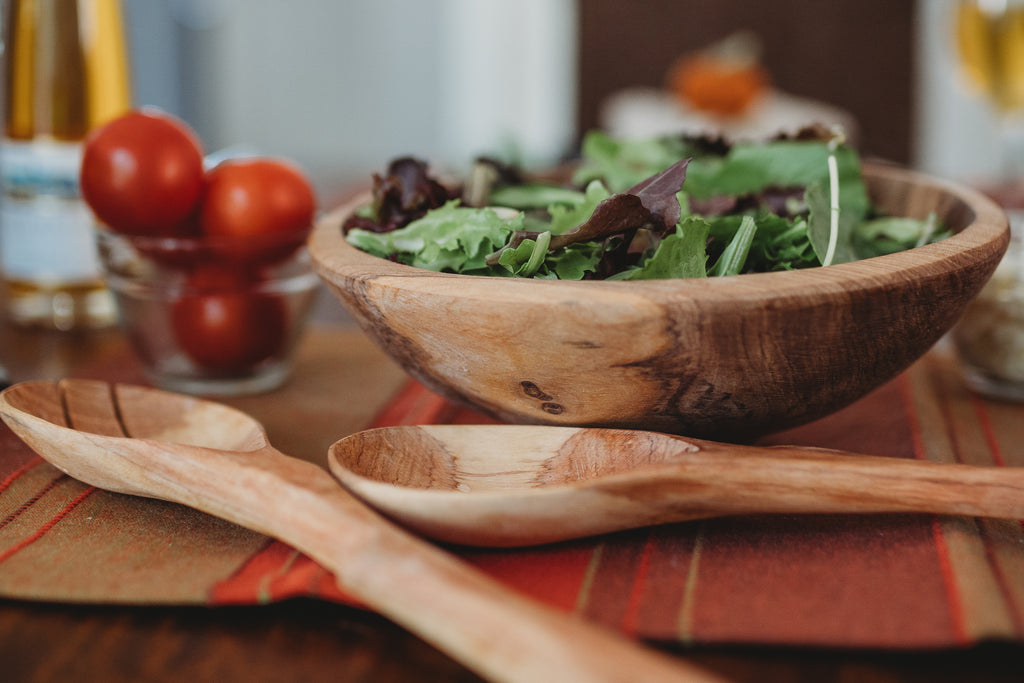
top-left (668, 53), bottom-right (768, 116)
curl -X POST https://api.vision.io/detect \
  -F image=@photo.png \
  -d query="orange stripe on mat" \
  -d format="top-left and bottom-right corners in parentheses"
top-left (209, 539), bottom-right (357, 605)
top-left (902, 369), bottom-right (971, 644)
top-left (0, 474), bottom-right (66, 530)
top-left (0, 486), bottom-right (96, 563)
top-left (266, 554), bottom-right (355, 604)
top-left (971, 394), bottom-right (1007, 467)
top-left (369, 381), bottom-right (455, 427)
top-left (931, 515), bottom-right (971, 645)
top-left (899, 373), bottom-right (930, 463)
top-left (979, 388), bottom-right (1024, 550)
top-left (966, 394), bottom-right (1024, 636)
top-left (209, 539), bottom-right (295, 604)
top-left (0, 456), bottom-right (43, 495)
top-left (466, 542), bottom-right (597, 615)
top-left (620, 531), bottom-right (657, 637)
top-left (979, 521), bottom-right (1024, 638)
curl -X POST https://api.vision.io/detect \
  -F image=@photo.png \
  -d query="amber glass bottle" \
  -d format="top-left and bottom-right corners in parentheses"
top-left (0, 0), bottom-right (131, 329)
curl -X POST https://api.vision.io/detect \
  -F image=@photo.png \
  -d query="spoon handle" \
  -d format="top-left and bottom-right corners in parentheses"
top-left (670, 440), bottom-right (1024, 519)
top-left (158, 443), bottom-right (721, 683)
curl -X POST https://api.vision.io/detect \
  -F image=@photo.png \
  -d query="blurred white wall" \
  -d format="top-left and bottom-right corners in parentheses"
top-left (125, 0), bottom-right (578, 203)
top-left (914, 0), bottom-right (1001, 183)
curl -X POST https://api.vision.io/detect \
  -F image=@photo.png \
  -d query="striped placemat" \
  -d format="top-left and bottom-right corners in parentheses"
top-left (1, 345), bottom-right (1022, 648)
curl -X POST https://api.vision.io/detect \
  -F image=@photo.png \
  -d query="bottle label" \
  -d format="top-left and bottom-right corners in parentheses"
top-left (0, 139), bottom-right (102, 283)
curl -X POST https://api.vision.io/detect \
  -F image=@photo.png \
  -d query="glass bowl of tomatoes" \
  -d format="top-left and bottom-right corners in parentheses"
top-left (83, 108), bottom-right (320, 395)
top-left (96, 229), bottom-right (319, 395)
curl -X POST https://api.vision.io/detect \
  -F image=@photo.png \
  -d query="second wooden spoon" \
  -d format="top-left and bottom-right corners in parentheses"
top-left (329, 424), bottom-right (1024, 547)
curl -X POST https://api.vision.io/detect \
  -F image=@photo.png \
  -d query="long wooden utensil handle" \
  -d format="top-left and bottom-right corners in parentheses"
top-left (148, 442), bottom-right (721, 683)
top-left (661, 440), bottom-right (1024, 519)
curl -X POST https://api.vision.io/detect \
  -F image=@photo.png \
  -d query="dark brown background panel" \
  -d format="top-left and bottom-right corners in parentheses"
top-left (577, 0), bottom-right (915, 164)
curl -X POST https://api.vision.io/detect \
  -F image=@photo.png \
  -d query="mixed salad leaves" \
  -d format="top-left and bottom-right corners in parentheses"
top-left (342, 126), bottom-right (948, 280)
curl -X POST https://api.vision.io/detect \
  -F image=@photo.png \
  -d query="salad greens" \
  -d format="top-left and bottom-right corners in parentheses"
top-left (343, 127), bottom-right (949, 280)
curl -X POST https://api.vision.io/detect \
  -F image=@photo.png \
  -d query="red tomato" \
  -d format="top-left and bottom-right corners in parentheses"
top-left (81, 109), bottom-right (206, 236)
top-left (171, 266), bottom-right (287, 374)
top-left (130, 212), bottom-right (207, 271)
top-left (179, 262), bottom-right (260, 291)
top-left (199, 158), bottom-right (316, 262)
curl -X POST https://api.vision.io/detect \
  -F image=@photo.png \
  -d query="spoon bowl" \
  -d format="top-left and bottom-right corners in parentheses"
top-left (0, 379), bottom-right (712, 683)
top-left (329, 424), bottom-right (1024, 547)
top-left (0, 380), bottom-right (269, 498)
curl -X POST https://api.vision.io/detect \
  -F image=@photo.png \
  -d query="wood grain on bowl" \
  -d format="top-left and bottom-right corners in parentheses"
top-left (309, 164), bottom-right (1009, 441)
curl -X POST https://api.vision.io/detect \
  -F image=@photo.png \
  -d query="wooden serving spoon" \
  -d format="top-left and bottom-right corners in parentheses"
top-left (329, 424), bottom-right (1024, 547)
top-left (0, 380), bottom-right (722, 683)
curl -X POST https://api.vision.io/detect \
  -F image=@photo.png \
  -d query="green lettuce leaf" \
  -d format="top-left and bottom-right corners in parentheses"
top-left (489, 184), bottom-right (586, 210)
top-left (852, 213), bottom-right (948, 257)
top-left (705, 213), bottom-right (816, 272)
top-left (548, 181), bottom-right (612, 234)
top-left (684, 141), bottom-right (866, 210)
top-left (573, 131), bottom-right (692, 192)
top-left (611, 216), bottom-right (710, 281)
top-left (496, 231), bottom-right (551, 277)
top-left (553, 244), bottom-right (605, 279)
top-left (346, 201), bottom-right (519, 274)
top-left (495, 233), bottom-right (607, 280)
top-left (709, 215), bottom-right (757, 276)
top-left (806, 182), bottom-right (859, 266)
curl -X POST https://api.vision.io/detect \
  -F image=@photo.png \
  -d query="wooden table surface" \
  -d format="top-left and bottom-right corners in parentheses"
top-left (3, 310), bottom-right (1024, 682)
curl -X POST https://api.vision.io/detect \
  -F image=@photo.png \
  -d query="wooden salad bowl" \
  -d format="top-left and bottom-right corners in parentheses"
top-left (308, 163), bottom-right (1009, 441)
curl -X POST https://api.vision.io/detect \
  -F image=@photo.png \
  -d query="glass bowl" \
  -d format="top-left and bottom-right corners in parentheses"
top-left (96, 228), bottom-right (319, 396)
top-left (953, 210), bottom-right (1024, 401)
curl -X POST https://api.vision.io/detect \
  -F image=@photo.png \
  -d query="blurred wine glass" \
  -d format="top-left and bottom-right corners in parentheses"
top-left (952, 0), bottom-right (1024, 401)
top-left (955, 0), bottom-right (1024, 183)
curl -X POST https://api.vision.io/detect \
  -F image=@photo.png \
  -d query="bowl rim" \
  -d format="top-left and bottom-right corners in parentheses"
top-left (95, 225), bottom-right (313, 249)
top-left (308, 162), bottom-right (1010, 302)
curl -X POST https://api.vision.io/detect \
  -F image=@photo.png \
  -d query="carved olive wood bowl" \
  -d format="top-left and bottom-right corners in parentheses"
top-left (309, 164), bottom-right (1008, 441)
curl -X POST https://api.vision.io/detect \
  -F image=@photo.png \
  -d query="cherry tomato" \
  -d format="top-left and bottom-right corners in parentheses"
top-left (171, 266), bottom-right (287, 374)
top-left (81, 109), bottom-right (206, 236)
top-left (199, 158), bottom-right (316, 262)
top-left (130, 212), bottom-right (207, 271)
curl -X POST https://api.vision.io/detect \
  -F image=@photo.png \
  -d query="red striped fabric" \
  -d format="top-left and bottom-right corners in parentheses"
top-left (0, 456), bottom-right (43, 495)
top-left (0, 484), bottom-right (96, 563)
top-left (2, 350), bottom-right (1023, 648)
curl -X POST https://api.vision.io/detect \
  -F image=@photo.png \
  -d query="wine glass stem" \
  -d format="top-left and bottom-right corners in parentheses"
top-left (999, 116), bottom-right (1024, 181)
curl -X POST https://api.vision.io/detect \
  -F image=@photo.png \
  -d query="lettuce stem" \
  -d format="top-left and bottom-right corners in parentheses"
top-left (522, 231), bottom-right (551, 277)
top-left (711, 215), bottom-right (757, 276)
top-left (822, 149), bottom-right (840, 267)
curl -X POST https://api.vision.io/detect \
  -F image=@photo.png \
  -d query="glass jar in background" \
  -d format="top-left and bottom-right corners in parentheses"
top-left (954, 209), bottom-right (1024, 401)
top-left (0, 0), bottom-right (132, 330)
